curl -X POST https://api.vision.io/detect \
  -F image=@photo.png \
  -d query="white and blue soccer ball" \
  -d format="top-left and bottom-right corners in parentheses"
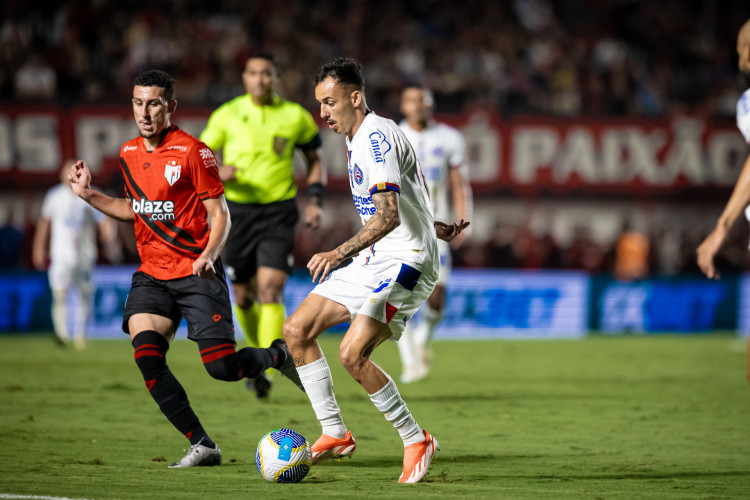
top-left (255, 428), bottom-right (312, 483)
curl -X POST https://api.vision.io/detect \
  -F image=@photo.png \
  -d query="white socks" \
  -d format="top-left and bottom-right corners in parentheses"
top-left (369, 376), bottom-right (424, 446)
top-left (397, 326), bottom-right (420, 367)
top-left (299, 356), bottom-right (425, 447)
top-left (297, 356), bottom-right (347, 439)
top-left (415, 305), bottom-right (443, 347)
top-left (51, 290), bottom-right (69, 342)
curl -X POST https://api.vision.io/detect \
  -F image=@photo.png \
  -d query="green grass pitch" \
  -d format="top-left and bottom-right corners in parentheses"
top-left (1, 333), bottom-right (749, 499)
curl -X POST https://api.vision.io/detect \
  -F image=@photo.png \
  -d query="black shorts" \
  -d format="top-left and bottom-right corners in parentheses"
top-left (223, 198), bottom-right (298, 283)
top-left (122, 259), bottom-right (235, 342)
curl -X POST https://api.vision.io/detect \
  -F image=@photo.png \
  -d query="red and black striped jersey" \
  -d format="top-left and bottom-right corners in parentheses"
top-left (119, 125), bottom-right (224, 280)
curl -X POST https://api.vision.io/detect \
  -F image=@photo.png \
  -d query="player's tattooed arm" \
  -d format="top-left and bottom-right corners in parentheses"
top-left (336, 190), bottom-right (400, 260)
top-left (306, 190), bottom-right (400, 283)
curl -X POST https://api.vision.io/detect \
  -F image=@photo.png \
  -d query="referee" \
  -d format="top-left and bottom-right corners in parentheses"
top-left (200, 51), bottom-right (325, 399)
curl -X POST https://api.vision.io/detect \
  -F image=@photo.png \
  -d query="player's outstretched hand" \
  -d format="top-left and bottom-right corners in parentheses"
top-left (193, 256), bottom-right (216, 279)
top-left (307, 249), bottom-right (342, 284)
top-left (304, 203), bottom-right (322, 229)
top-left (68, 160), bottom-right (92, 199)
top-left (696, 227), bottom-right (725, 280)
top-left (435, 219), bottom-right (470, 242)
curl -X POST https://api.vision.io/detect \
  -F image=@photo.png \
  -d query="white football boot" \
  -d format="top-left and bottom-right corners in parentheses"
top-left (168, 438), bottom-right (222, 468)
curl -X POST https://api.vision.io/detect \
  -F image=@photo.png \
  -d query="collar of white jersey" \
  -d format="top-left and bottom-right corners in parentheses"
top-left (348, 111), bottom-right (379, 145)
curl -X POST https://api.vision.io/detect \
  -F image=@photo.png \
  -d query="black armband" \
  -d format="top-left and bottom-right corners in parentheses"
top-left (297, 134), bottom-right (322, 152)
top-left (307, 182), bottom-right (325, 207)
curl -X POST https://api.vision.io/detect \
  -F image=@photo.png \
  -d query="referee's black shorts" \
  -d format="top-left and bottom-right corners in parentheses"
top-left (223, 198), bottom-right (299, 283)
top-left (122, 259), bottom-right (235, 342)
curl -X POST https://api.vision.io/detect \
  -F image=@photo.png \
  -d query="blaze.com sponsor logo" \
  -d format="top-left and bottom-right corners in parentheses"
top-left (131, 199), bottom-right (176, 221)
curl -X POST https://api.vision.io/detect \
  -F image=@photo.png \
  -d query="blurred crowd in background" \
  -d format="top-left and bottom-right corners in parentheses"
top-left (2, 0), bottom-right (750, 277)
top-left (2, 0), bottom-right (748, 116)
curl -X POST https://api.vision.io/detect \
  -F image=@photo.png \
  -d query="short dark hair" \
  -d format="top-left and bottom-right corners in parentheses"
top-left (402, 82), bottom-right (425, 92)
top-left (314, 57), bottom-right (365, 91)
top-left (248, 50), bottom-right (277, 69)
top-left (133, 70), bottom-right (176, 101)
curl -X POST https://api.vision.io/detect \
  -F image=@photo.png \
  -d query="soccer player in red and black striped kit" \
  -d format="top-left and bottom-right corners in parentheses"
top-left (68, 70), bottom-right (303, 468)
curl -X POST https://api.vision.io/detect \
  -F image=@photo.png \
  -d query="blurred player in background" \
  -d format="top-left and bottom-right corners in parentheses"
top-left (32, 159), bottom-right (120, 349)
top-left (397, 85), bottom-right (473, 383)
top-left (613, 219), bottom-right (649, 281)
top-left (69, 69), bottom-right (302, 468)
top-left (200, 51), bottom-right (325, 399)
top-left (283, 58), bottom-right (468, 483)
top-left (696, 18), bottom-right (750, 380)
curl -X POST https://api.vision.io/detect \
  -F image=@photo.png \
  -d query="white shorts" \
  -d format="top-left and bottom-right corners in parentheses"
top-left (436, 239), bottom-right (452, 286)
top-left (48, 262), bottom-right (94, 296)
top-left (311, 256), bottom-right (437, 340)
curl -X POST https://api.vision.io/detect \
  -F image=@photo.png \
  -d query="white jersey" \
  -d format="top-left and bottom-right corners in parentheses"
top-left (399, 120), bottom-right (466, 222)
top-left (738, 89), bottom-right (750, 228)
top-left (737, 88), bottom-right (750, 144)
top-left (346, 112), bottom-right (438, 276)
top-left (41, 183), bottom-right (102, 269)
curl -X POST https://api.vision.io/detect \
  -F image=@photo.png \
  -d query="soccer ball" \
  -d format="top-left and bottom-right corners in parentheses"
top-left (255, 428), bottom-right (312, 483)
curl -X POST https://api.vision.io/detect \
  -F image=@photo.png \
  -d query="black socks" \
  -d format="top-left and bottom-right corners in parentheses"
top-left (197, 338), bottom-right (280, 381)
top-left (132, 330), bottom-right (213, 447)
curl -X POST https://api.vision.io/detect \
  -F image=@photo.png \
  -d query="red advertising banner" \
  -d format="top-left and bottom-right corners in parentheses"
top-left (1, 104), bottom-right (746, 196)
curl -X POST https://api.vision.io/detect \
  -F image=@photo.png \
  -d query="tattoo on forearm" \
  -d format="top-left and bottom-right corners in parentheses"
top-left (337, 192), bottom-right (399, 259)
top-left (294, 356), bottom-right (306, 367)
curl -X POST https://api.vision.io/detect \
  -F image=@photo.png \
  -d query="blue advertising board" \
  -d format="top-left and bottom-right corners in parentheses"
top-left (0, 268), bottom-right (742, 338)
top-left (589, 275), bottom-right (737, 334)
top-left (1, 267), bottom-right (590, 340)
top-left (434, 269), bottom-right (589, 339)
top-left (735, 273), bottom-right (750, 337)
top-left (0, 272), bottom-right (51, 331)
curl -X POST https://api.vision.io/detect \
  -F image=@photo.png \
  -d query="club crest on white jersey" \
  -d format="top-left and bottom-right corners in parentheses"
top-left (164, 160), bottom-right (181, 186)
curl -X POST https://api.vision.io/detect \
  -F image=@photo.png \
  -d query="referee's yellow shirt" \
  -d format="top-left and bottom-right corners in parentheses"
top-left (200, 94), bottom-right (320, 205)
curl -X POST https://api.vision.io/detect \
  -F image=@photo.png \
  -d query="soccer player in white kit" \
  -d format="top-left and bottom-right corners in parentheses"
top-left (282, 58), bottom-right (468, 483)
top-left (32, 159), bottom-right (113, 348)
top-left (397, 86), bottom-right (473, 383)
top-left (696, 18), bottom-right (750, 382)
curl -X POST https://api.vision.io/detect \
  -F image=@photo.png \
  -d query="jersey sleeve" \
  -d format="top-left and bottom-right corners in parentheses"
top-left (199, 107), bottom-right (227, 152)
top-left (448, 128), bottom-right (466, 169)
top-left (188, 143), bottom-right (225, 200)
top-left (365, 127), bottom-right (402, 196)
top-left (295, 107), bottom-right (321, 148)
top-left (40, 188), bottom-right (55, 219)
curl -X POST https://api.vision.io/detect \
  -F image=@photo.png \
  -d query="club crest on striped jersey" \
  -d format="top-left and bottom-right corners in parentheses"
top-left (353, 164), bottom-right (364, 185)
top-left (164, 160), bottom-right (181, 186)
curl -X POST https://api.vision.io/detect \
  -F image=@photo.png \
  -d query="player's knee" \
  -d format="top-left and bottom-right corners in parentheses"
top-left (257, 284), bottom-right (284, 304)
top-left (282, 314), bottom-right (309, 349)
top-left (204, 357), bottom-right (239, 382)
top-left (338, 342), bottom-right (365, 377)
